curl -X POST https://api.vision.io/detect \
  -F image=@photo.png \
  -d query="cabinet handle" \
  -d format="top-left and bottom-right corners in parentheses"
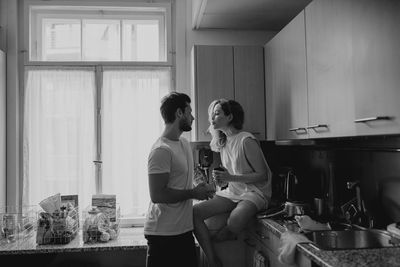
top-left (289, 127), bottom-right (307, 133)
top-left (306, 124), bottom-right (329, 129)
top-left (255, 230), bottom-right (269, 239)
top-left (354, 116), bottom-right (393, 123)
top-left (244, 238), bottom-right (256, 248)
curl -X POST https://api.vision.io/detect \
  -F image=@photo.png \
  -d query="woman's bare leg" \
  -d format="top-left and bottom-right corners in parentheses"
top-left (193, 196), bottom-right (236, 267)
top-left (214, 200), bottom-right (258, 242)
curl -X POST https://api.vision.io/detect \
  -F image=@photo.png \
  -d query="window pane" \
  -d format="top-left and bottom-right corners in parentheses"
top-left (23, 69), bottom-right (96, 209)
top-left (83, 20), bottom-right (120, 61)
top-left (102, 69), bottom-right (170, 218)
top-left (122, 20), bottom-right (161, 61)
top-left (42, 19), bottom-right (81, 61)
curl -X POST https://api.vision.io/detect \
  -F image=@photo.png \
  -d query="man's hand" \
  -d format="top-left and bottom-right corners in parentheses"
top-left (192, 182), bottom-right (215, 200)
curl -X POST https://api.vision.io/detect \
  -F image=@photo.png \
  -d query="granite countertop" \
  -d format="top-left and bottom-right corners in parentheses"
top-left (260, 219), bottom-right (400, 267)
top-left (0, 227), bottom-right (147, 255)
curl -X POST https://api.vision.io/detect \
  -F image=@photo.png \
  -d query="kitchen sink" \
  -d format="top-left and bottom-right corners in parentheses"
top-left (305, 229), bottom-right (400, 250)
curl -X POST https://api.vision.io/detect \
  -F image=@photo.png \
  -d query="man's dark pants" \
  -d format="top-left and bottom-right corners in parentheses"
top-left (145, 231), bottom-right (198, 267)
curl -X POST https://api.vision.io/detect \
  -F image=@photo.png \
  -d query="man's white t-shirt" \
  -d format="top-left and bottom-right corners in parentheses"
top-left (144, 136), bottom-right (194, 236)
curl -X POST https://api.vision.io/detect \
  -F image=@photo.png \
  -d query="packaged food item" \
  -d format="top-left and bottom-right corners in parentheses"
top-left (36, 194), bottom-right (79, 245)
top-left (82, 206), bottom-right (120, 243)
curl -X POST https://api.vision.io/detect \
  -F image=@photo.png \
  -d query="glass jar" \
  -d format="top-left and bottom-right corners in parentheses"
top-left (2, 214), bottom-right (19, 242)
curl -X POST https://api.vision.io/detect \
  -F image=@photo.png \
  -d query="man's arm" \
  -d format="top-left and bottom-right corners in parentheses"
top-left (149, 173), bottom-right (214, 204)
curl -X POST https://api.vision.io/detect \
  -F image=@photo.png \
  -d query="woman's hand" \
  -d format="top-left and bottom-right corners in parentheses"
top-left (212, 166), bottom-right (230, 186)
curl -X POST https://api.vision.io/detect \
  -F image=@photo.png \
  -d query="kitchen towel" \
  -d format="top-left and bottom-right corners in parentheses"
top-left (278, 230), bottom-right (310, 265)
top-left (253, 250), bottom-right (267, 267)
top-left (295, 215), bottom-right (331, 232)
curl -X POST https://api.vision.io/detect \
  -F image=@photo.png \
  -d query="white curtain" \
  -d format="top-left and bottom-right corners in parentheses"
top-left (102, 68), bottom-right (170, 218)
top-left (23, 68), bottom-right (96, 210)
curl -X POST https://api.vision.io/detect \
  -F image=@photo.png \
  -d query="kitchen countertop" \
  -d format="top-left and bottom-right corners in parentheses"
top-left (0, 227), bottom-right (147, 255)
top-left (260, 218), bottom-right (400, 267)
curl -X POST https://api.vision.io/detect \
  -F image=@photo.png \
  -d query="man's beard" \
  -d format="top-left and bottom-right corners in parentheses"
top-left (179, 119), bottom-right (192, 132)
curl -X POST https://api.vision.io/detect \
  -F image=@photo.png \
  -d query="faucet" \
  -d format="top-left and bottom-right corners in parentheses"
top-left (344, 180), bottom-right (374, 228)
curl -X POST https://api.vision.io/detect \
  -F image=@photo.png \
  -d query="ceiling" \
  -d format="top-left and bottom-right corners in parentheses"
top-left (192, 0), bottom-right (312, 31)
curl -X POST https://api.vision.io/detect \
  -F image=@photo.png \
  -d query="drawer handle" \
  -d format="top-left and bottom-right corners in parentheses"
top-left (354, 116), bottom-right (393, 123)
top-left (306, 124), bottom-right (329, 129)
top-left (244, 238), bottom-right (256, 247)
top-left (255, 230), bottom-right (269, 239)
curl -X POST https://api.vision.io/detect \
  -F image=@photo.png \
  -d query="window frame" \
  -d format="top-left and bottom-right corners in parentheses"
top-left (24, 0), bottom-right (172, 66)
top-left (23, 1), bottom-right (174, 227)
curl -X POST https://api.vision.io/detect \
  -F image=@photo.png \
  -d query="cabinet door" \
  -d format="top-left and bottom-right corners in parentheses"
top-left (234, 46), bottom-right (266, 140)
top-left (305, 0), bottom-right (356, 138)
top-left (265, 11), bottom-right (308, 140)
top-left (0, 50), bottom-right (5, 208)
top-left (193, 46), bottom-right (235, 141)
top-left (352, 0), bottom-right (400, 135)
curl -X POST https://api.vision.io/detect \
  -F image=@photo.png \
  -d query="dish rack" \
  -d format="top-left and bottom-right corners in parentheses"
top-left (36, 205), bottom-right (79, 245)
top-left (0, 205), bottom-right (37, 249)
top-left (82, 205), bottom-right (120, 243)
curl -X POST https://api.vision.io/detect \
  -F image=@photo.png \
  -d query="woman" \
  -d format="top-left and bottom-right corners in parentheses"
top-left (193, 99), bottom-right (272, 267)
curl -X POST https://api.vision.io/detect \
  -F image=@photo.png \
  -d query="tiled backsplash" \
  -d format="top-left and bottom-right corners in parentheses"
top-left (261, 136), bottom-right (400, 228)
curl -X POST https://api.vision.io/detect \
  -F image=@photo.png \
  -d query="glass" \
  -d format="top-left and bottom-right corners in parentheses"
top-left (1, 214), bottom-right (19, 242)
top-left (211, 166), bottom-right (228, 192)
top-left (42, 19), bottom-right (81, 61)
top-left (82, 20), bottom-right (120, 61)
top-left (194, 165), bottom-right (207, 187)
top-left (122, 20), bottom-right (163, 61)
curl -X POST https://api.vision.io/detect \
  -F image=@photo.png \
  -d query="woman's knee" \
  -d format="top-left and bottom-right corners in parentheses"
top-left (226, 214), bottom-right (246, 233)
top-left (226, 202), bottom-right (258, 233)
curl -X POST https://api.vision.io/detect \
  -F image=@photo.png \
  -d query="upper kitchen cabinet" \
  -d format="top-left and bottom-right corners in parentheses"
top-left (305, 0), bottom-right (356, 138)
top-left (191, 46), bottom-right (234, 141)
top-left (352, 0), bottom-right (400, 136)
top-left (265, 11), bottom-right (308, 141)
top-left (233, 46), bottom-right (266, 140)
top-left (191, 45), bottom-right (265, 141)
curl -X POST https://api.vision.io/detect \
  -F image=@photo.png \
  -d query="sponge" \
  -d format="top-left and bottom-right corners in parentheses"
top-left (294, 215), bottom-right (331, 232)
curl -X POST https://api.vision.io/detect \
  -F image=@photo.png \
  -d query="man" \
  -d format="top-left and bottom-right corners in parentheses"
top-left (144, 92), bottom-right (215, 267)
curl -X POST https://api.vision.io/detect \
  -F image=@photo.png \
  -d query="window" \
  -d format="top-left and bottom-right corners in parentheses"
top-left (23, 2), bottom-right (172, 225)
top-left (29, 4), bottom-right (169, 62)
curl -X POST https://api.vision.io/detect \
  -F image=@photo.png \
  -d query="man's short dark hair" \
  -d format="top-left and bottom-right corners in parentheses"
top-left (160, 92), bottom-right (191, 123)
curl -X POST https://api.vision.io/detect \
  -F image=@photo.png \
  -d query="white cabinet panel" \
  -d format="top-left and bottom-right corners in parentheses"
top-left (352, 0), bottom-right (400, 136)
top-left (0, 50), bottom-right (5, 207)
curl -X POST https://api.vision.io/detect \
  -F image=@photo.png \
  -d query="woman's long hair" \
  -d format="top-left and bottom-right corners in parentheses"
top-left (208, 99), bottom-right (244, 152)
